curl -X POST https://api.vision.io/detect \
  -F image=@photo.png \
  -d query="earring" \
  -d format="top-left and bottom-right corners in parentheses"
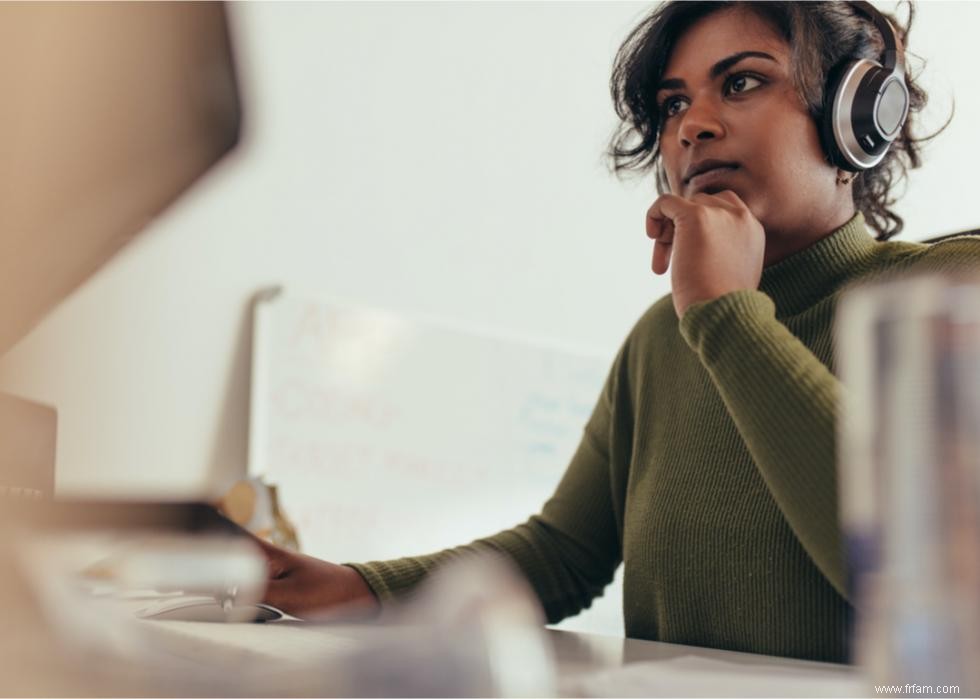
top-left (836, 169), bottom-right (854, 186)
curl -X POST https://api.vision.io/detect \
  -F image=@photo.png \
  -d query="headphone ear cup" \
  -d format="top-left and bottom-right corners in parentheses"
top-left (822, 57), bottom-right (903, 171)
top-left (819, 59), bottom-right (857, 171)
top-left (821, 2), bottom-right (910, 173)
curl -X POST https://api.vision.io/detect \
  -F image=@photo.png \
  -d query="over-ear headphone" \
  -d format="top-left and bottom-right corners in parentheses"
top-left (820, 0), bottom-right (910, 172)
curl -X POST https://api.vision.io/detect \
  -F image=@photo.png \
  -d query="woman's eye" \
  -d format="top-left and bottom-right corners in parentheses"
top-left (727, 74), bottom-right (763, 95)
top-left (661, 96), bottom-right (688, 118)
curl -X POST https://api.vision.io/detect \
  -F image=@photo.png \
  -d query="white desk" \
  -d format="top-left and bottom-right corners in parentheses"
top-left (0, 536), bottom-right (863, 698)
top-left (549, 629), bottom-right (862, 697)
top-left (121, 614), bottom-right (863, 697)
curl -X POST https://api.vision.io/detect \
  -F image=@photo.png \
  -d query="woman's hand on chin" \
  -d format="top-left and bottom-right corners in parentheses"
top-left (645, 190), bottom-right (765, 318)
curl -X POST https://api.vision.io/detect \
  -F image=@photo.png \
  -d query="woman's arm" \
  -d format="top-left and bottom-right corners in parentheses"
top-left (260, 349), bottom-right (628, 622)
top-left (346, 356), bottom-right (625, 623)
top-left (646, 189), bottom-right (849, 596)
top-left (679, 290), bottom-right (846, 598)
top-left (675, 237), bottom-right (980, 602)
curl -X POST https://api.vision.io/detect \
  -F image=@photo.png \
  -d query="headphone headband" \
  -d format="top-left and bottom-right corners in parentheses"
top-left (848, 0), bottom-right (904, 74)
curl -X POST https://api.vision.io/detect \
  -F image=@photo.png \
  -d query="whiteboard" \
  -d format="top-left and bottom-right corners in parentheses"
top-left (249, 289), bottom-right (623, 635)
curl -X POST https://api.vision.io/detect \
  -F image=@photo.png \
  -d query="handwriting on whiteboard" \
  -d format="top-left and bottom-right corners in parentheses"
top-left (253, 294), bottom-right (610, 565)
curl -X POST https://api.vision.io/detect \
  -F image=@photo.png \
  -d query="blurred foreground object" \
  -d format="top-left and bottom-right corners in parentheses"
top-left (324, 551), bottom-right (557, 697)
top-left (1, 513), bottom-right (555, 697)
top-left (0, 1), bottom-right (241, 355)
top-left (0, 393), bottom-right (56, 499)
top-left (0, 0), bottom-right (241, 692)
top-left (838, 275), bottom-right (980, 695)
top-left (0, 502), bottom-right (268, 696)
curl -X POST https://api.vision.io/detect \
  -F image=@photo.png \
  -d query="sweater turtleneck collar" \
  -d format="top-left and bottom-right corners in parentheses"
top-left (758, 212), bottom-right (877, 317)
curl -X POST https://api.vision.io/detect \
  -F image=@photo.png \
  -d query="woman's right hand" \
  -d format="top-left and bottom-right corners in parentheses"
top-left (645, 190), bottom-right (765, 318)
top-left (254, 537), bottom-right (380, 619)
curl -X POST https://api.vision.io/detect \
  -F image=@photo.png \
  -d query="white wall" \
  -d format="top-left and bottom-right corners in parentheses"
top-left (0, 0), bottom-right (977, 630)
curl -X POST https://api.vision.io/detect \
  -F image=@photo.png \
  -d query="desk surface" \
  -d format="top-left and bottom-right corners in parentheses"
top-left (2, 579), bottom-right (865, 698)
top-left (127, 612), bottom-right (864, 697)
top-left (549, 628), bottom-right (861, 697)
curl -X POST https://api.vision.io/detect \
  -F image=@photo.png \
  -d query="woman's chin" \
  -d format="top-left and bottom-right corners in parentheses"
top-left (701, 185), bottom-right (751, 207)
top-left (701, 185), bottom-right (729, 196)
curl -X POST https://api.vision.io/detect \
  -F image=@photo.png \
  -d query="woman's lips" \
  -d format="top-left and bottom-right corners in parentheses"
top-left (685, 164), bottom-right (740, 193)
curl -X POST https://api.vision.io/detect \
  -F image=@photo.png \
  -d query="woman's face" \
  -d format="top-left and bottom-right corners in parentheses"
top-left (656, 7), bottom-right (853, 251)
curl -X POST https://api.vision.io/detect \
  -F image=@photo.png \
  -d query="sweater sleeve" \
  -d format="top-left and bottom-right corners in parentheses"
top-left (346, 349), bottom-right (624, 624)
top-left (675, 239), bottom-right (980, 604)
top-left (678, 290), bottom-right (848, 599)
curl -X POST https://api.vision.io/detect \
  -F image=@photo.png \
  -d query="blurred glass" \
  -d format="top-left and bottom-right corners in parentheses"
top-left (1, 507), bottom-right (555, 697)
top-left (838, 275), bottom-right (980, 695)
top-left (328, 551), bottom-right (558, 697)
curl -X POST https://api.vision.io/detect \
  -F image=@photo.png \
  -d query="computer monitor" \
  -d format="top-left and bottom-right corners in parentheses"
top-left (0, 2), bottom-right (242, 356)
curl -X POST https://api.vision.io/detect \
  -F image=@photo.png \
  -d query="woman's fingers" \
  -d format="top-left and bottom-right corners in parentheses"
top-left (262, 576), bottom-right (300, 611)
top-left (647, 195), bottom-right (689, 274)
top-left (652, 221), bottom-right (674, 274)
top-left (647, 193), bottom-right (692, 232)
top-left (692, 189), bottom-right (744, 211)
top-left (247, 535), bottom-right (294, 579)
top-left (645, 206), bottom-right (663, 240)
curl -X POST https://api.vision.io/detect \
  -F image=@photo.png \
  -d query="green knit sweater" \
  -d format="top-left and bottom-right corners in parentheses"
top-left (348, 213), bottom-right (980, 663)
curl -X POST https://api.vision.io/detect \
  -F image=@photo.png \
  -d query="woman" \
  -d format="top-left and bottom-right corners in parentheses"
top-left (256, 1), bottom-right (976, 663)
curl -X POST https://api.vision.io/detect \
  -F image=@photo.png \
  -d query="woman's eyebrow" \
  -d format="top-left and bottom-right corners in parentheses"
top-left (655, 50), bottom-right (778, 94)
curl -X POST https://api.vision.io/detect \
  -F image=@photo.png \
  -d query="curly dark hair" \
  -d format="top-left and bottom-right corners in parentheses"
top-left (606, 1), bottom-right (951, 240)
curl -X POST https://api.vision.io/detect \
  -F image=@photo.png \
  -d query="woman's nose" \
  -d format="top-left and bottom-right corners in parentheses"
top-left (677, 99), bottom-right (726, 147)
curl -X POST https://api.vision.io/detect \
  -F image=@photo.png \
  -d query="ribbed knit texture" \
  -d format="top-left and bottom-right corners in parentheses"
top-left (347, 214), bottom-right (980, 663)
